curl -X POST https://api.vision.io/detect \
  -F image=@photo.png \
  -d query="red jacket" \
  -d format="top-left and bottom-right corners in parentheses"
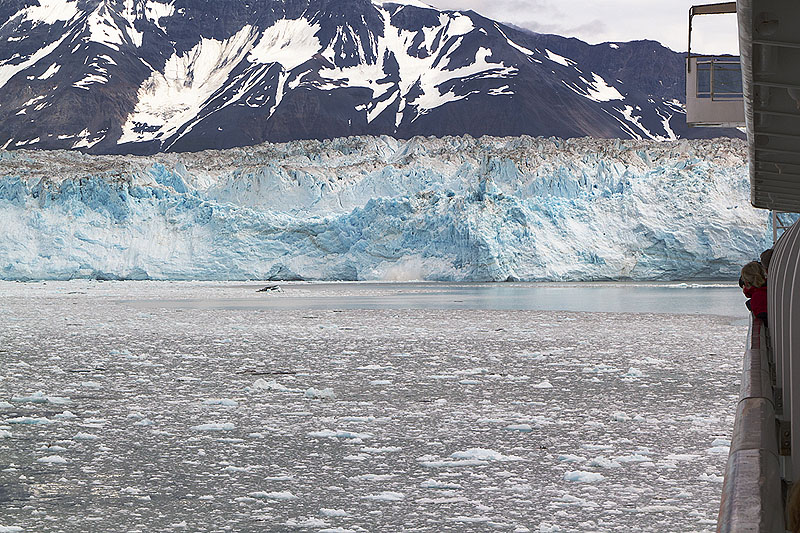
top-left (744, 285), bottom-right (768, 322)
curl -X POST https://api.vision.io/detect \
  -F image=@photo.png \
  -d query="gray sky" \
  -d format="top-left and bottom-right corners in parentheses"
top-left (424, 0), bottom-right (739, 54)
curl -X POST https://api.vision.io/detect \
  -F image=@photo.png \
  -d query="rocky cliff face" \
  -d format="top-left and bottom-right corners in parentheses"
top-left (0, 0), bottom-right (741, 154)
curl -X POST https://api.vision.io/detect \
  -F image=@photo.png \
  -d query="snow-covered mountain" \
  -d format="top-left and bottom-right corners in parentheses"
top-left (0, 136), bottom-right (769, 281)
top-left (0, 0), bottom-right (740, 154)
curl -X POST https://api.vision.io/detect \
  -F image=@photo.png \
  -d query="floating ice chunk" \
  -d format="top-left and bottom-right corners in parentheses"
top-left (664, 453), bottom-right (700, 462)
top-left (12, 391), bottom-right (71, 405)
top-left (343, 454), bottom-right (368, 461)
top-left (614, 453), bottom-right (652, 463)
top-left (320, 508), bottom-right (348, 517)
top-left (420, 479), bottom-right (462, 489)
top-left (265, 474), bottom-right (294, 481)
top-left (417, 496), bottom-right (470, 505)
top-left (0, 526), bottom-right (24, 532)
top-left (357, 364), bottom-right (388, 370)
top-left (191, 423), bottom-right (234, 431)
top-left (74, 432), bottom-right (99, 441)
top-left (459, 379), bottom-right (480, 385)
top-left (711, 438), bottom-right (732, 447)
top-left (699, 473), bottom-right (724, 482)
top-left (80, 381), bottom-right (102, 389)
top-left (451, 448), bottom-right (519, 461)
top-left (448, 516), bottom-right (490, 523)
top-left (37, 455), bottom-right (68, 464)
top-left (318, 528), bottom-right (357, 533)
top-left (305, 387), bottom-right (335, 399)
top-left (0, 430), bottom-right (11, 438)
top-left (40, 444), bottom-right (67, 452)
top-left (706, 446), bottom-right (730, 455)
top-left (0, 401), bottom-right (12, 409)
top-left (363, 491), bottom-right (404, 501)
top-left (422, 448), bottom-right (521, 467)
top-left (557, 454), bottom-right (586, 463)
top-left (338, 416), bottom-right (380, 422)
top-left (252, 379), bottom-right (298, 392)
top-left (531, 380), bottom-right (553, 389)
top-left (308, 429), bottom-right (372, 440)
top-left (582, 444), bottom-right (614, 451)
top-left (350, 473), bottom-right (397, 481)
top-left (134, 418), bottom-right (154, 426)
top-left (286, 517), bottom-right (328, 527)
top-left (369, 380), bottom-right (392, 385)
top-left (563, 470), bottom-right (604, 482)
top-left (583, 364), bottom-right (620, 374)
top-left (623, 367), bottom-right (644, 378)
top-left (587, 456), bottom-right (621, 468)
top-left (538, 522), bottom-right (563, 532)
top-left (8, 416), bottom-right (53, 425)
top-left (504, 424), bottom-right (533, 432)
top-left (361, 446), bottom-right (402, 453)
top-left (54, 411), bottom-right (77, 419)
top-left (168, 521), bottom-right (187, 528)
top-left (249, 491), bottom-right (297, 500)
top-left (611, 412), bottom-right (630, 422)
top-left (203, 399), bottom-right (239, 406)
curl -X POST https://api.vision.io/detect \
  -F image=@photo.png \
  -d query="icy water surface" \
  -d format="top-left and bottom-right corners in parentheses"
top-left (1, 282), bottom-right (746, 532)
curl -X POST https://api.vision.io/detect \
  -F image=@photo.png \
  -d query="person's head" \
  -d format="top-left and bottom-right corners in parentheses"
top-left (760, 248), bottom-right (774, 272)
top-left (741, 261), bottom-right (766, 288)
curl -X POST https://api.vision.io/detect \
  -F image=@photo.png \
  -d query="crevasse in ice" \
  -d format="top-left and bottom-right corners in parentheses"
top-left (0, 135), bottom-right (770, 281)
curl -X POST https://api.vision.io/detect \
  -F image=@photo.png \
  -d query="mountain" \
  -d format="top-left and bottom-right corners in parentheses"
top-left (0, 0), bottom-right (741, 155)
top-left (0, 135), bottom-right (768, 281)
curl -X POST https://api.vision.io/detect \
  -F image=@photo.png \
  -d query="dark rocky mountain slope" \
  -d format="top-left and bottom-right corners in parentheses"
top-left (0, 0), bottom-right (740, 154)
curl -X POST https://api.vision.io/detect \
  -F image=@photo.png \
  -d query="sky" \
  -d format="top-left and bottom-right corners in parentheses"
top-left (423, 0), bottom-right (740, 54)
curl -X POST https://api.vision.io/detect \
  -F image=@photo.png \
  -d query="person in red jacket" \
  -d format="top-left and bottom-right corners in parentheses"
top-left (741, 261), bottom-right (768, 325)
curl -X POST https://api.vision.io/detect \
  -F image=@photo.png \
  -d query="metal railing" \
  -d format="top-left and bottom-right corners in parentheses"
top-left (717, 317), bottom-right (785, 532)
top-left (695, 57), bottom-right (744, 100)
top-left (685, 55), bottom-right (745, 127)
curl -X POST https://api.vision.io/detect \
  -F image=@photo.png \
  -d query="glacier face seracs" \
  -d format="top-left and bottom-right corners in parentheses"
top-left (0, 135), bottom-right (769, 281)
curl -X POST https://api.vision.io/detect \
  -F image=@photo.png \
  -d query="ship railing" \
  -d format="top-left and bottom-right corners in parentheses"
top-left (717, 316), bottom-right (785, 532)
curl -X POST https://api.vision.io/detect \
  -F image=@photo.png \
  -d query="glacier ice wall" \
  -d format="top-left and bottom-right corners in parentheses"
top-left (0, 135), bottom-right (770, 281)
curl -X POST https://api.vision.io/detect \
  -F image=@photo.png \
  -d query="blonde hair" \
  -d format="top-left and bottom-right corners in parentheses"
top-left (741, 261), bottom-right (766, 287)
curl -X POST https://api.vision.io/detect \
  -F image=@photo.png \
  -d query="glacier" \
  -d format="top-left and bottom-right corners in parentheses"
top-left (0, 135), bottom-right (771, 281)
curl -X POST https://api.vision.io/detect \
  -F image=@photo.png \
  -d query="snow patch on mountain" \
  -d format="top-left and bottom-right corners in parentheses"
top-left (144, 0), bottom-right (175, 32)
top-left (17, 0), bottom-right (80, 26)
top-left (584, 73), bottom-right (624, 102)
top-left (545, 49), bottom-right (574, 67)
top-left (119, 25), bottom-right (260, 145)
top-left (0, 32), bottom-right (70, 91)
top-left (248, 18), bottom-right (321, 70)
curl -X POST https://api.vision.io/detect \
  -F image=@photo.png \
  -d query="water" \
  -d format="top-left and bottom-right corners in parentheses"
top-left (0, 281), bottom-right (747, 532)
top-left (124, 281), bottom-right (749, 316)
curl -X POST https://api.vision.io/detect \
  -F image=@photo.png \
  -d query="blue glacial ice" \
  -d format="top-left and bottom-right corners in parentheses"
top-left (0, 135), bottom-right (770, 281)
